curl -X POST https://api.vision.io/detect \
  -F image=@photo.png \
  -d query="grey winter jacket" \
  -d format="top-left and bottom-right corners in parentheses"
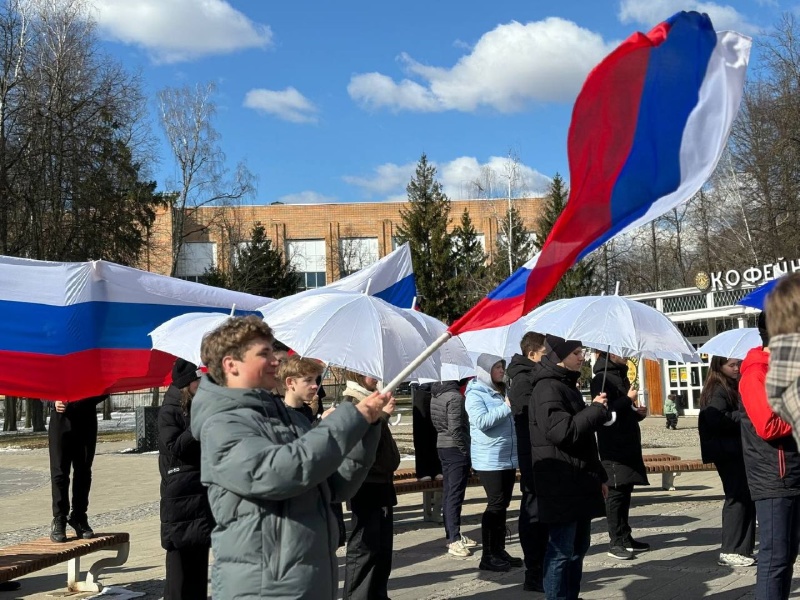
top-left (191, 376), bottom-right (381, 600)
top-left (431, 381), bottom-right (470, 454)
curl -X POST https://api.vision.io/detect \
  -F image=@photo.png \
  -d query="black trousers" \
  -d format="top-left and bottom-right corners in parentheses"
top-left (518, 476), bottom-right (548, 576)
top-left (164, 545), bottom-right (209, 600)
top-left (715, 459), bottom-right (756, 556)
top-left (606, 483), bottom-right (634, 547)
top-left (477, 469), bottom-right (516, 555)
top-left (48, 410), bottom-right (97, 518)
top-left (344, 504), bottom-right (394, 600)
top-left (438, 447), bottom-right (471, 542)
top-left (666, 414), bottom-right (678, 428)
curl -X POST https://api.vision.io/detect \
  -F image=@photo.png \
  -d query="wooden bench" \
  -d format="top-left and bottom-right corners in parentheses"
top-left (0, 533), bottom-right (130, 593)
top-left (393, 454), bottom-right (713, 521)
top-left (645, 459), bottom-right (716, 491)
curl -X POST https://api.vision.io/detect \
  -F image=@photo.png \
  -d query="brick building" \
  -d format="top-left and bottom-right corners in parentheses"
top-left (145, 197), bottom-right (545, 289)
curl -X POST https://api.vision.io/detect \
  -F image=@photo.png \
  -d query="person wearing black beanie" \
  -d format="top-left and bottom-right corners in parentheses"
top-left (158, 358), bottom-right (214, 600)
top-left (529, 334), bottom-right (609, 600)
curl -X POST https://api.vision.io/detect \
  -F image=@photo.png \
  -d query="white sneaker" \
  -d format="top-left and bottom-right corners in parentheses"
top-left (447, 540), bottom-right (471, 557)
top-left (718, 553), bottom-right (756, 567)
top-left (460, 534), bottom-right (478, 548)
top-left (417, 476), bottom-right (432, 482)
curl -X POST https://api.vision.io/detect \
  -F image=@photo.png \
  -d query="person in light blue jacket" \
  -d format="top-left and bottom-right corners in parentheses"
top-left (466, 353), bottom-right (520, 573)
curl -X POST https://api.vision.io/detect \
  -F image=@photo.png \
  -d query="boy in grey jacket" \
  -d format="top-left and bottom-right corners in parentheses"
top-left (191, 316), bottom-right (392, 600)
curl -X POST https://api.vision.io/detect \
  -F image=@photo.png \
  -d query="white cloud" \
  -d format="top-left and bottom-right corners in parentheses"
top-left (276, 191), bottom-right (338, 205)
top-left (439, 156), bottom-right (552, 198)
top-left (618, 0), bottom-right (759, 34)
top-left (93, 0), bottom-right (272, 63)
top-left (342, 162), bottom-right (418, 196)
top-left (343, 156), bottom-right (550, 200)
top-left (244, 88), bottom-right (319, 124)
top-left (348, 18), bottom-right (616, 113)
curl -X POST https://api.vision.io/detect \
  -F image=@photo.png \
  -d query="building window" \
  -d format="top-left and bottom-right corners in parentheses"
top-left (339, 237), bottom-right (379, 277)
top-left (287, 239), bottom-right (326, 290)
top-left (175, 242), bottom-right (217, 280)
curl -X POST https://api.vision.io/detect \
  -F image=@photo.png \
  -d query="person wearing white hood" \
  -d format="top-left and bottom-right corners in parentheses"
top-left (465, 353), bottom-right (521, 572)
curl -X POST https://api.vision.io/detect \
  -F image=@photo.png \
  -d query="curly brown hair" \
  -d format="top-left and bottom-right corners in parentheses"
top-left (766, 273), bottom-right (800, 337)
top-left (200, 315), bottom-right (274, 385)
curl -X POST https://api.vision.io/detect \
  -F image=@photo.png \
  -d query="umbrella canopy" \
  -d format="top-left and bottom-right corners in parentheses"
top-left (149, 312), bottom-right (232, 366)
top-left (698, 328), bottom-right (761, 360)
top-left (739, 279), bottom-right (777, 310)
top-left (259, 291), bottom-right (441, 383)
top-left (403, 310), bottom-right (475, 380)
top-left (460, 295), bottom-right (698, 362)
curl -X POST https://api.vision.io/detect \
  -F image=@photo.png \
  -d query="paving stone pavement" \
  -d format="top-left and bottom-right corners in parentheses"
top-left (0, 417), bottom-right (794, 599)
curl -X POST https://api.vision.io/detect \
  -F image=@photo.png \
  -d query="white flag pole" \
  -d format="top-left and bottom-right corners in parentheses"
top-left (380, 331), bottom-right (451, 395)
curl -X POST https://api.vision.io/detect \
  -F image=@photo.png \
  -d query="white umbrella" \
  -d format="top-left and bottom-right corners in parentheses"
top-left (459, 295), bottom-right (698, 363)
top-left (457, 321), bottom-right (533, 360)
top-left (523, 295), bottom-right (699, 362)
top-left (259, 291), bottom-right (442, 383)
top-left (698, 328), bottom-right (761, 359)
top-left (403, 310), bottom-right (475, 380)
top-left (149, 312), bottom-right (232, 365)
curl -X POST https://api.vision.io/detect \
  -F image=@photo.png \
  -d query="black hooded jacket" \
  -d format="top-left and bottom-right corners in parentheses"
top-left (590, 355), bottom-right (648, 487)
top-left (430, 380), bottom-right (470, 454)
top-left (507, 353), bottom-right (540, 490)
top-left (157, 385), bottom-right (214, 550)
top-left (529, 357), bottom-right (608, 524)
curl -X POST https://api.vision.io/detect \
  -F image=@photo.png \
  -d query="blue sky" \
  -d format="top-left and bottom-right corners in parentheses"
top-left (93, 0), bottom-right (778, 205)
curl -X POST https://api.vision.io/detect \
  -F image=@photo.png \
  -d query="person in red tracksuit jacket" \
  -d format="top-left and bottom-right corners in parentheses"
top-left (740, 312), bottom-right (800, 600)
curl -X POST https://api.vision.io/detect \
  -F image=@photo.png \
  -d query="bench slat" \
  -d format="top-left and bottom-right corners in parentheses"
top-left (0, 534), bottom-right (129, 583)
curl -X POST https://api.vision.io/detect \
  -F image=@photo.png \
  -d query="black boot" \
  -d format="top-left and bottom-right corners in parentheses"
top-left (67, 513), bottom-right (94, 539)
top-left (479, 513), bottom-right (510, 572)
top-left (50, 516), bottom-right (67, 543)
top-left (496, 525), bottom-right (523, 567)
top-left (523, 566), bottom-right (545, 592)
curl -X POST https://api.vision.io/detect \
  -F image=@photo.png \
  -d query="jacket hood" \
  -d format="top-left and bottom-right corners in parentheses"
top-left (431, 380), bottom-right (460, 396)
top-left (475, 353), bottom-right (505, 388)
top-left (191, 376), bottom-right (274, 439)
top-left (163, 384), bottom-right (183, 409)
top-left (466, 377), bottom-right (502, 398)
top-left (741, 346), bottom-right (768, 374)
top-left (507, 353), bottom-right (539, 380)
top-left (592, 354), bottom-right (628, 376)
top-left (532, 355), bottom-right (580, 387)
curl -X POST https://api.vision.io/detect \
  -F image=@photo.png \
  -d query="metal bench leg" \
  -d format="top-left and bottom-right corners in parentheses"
top-left (68, 542), bottom-right (130, 593)
top-left (422, 490), bottom-right (433, 520)
top-left (423, 491), bottom-right (443, 524)
top-left (662, 472), bottom-right (679, 491)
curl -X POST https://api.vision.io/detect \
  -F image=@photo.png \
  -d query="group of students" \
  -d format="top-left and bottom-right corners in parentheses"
top-left (430, 331), bottom-right (649, 600)
top-left (696, 272), bottom-right (800, 600)
top-left (156, 315), bottom-right (400, 600)
top-left (40, 273), bottom-right (800, 600)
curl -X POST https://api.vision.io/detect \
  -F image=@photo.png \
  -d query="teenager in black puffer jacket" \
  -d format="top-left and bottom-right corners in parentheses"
top-left (530, 335), bottom-right (608, 600)
top-left (158, 359), bottom-right (215, 600)
top-left (507, 331), bottom-right (548, 592)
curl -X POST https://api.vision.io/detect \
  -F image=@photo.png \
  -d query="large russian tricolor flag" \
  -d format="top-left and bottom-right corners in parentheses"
top-left (450, 11), bottom-right (751, 335)
top-left (0, 257), bottom-right (271, 401)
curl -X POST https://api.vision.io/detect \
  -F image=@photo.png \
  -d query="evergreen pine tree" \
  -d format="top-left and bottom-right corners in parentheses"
top-left (227, 222), bottom-right (299, 299)
top-left (534, 173), bottom-right (597, 299)
top-left (396, 154), bottom-right (457, 321)
top-left (491, 204), bottom-right (536, 282)
top-left (451, 208), bottom-right (488, 316)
